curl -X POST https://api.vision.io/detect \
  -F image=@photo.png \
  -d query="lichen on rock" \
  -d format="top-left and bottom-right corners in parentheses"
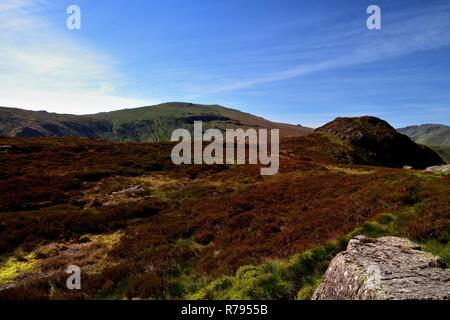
top-left (312, 235), bottom-right (450, 300)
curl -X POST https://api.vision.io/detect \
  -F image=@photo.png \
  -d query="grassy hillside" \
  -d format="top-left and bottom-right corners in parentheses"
top-left (90, 102), bottom-right (312, 141)
top-left (0, 116), bottom-right (448, 300)
top-left (0, 103), bottom-right (312, 142)
top-left (0, 106), bottom-right (114, 139)
top-left (427, 145), bottom-right (450, 164)
top-left (398, 124), bottom-right (450, 163)
top-left (398, 124), bottom-right (450, 145)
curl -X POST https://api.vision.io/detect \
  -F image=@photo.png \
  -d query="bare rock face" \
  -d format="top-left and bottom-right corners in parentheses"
top-left (312, 236), bottom-right (450, 300)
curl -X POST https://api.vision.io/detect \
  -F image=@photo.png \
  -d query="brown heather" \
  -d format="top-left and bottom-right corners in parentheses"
top-left (0, 133), bottom-right (448, 299)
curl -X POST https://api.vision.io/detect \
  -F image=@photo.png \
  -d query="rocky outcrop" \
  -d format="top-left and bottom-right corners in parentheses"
top-left (316, 116), bottom-right (445, 169)
top-left (312, 236), bottom-right (450, 300)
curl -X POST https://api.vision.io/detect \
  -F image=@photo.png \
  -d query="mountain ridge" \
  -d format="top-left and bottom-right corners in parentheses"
top-left (397, 124), bottom-right (450, 163)
top-left (0, 103), bottom-right (312, 142)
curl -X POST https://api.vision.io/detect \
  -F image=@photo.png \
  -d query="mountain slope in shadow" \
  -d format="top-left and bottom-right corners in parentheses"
top-left (312, 116), bottom-right (444, 169)
top-left (398, 124), bottom-right (450, 163)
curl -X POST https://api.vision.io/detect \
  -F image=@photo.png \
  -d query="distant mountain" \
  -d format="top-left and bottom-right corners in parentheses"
top-left (316, 116), bottom-right (444, 169)
top-left (0, 103), bottom-right (312, 142)
top-left (397, 124), bottom-right (450, 145)
top-left (0, 106), bottom-right (114, 139)
top-left (397, 124), bottom-right (450, 163)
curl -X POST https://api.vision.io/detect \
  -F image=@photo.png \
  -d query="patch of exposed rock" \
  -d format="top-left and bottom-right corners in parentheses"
top-left (425, 164), bottom-right (450, 173)
top-left (312, 235), bottom-right (450, 300)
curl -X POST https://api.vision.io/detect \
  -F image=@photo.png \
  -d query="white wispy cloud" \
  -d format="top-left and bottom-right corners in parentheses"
top-left (0, 0), bottom-right (157, 114)
top-left (191, 2), bottom-right (450, 95)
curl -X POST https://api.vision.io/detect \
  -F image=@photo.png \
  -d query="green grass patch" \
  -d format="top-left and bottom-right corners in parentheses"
top-left (422, 239), bottom-right (450, 266)
top-left (325, 165), bottom-right (375, 175)
top-left (188, 241), bottom-right (346, 300)
top-left (0, 253), bottom-right (39, 285)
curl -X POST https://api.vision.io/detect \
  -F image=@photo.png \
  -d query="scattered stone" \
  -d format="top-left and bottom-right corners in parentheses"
top-left (403, 165), bottom-right (413, 170)
top-left (0, 144), bottom-right (42, 154)
top-left (112, 185), bottom-right (144, 196)
top-left (312, 235), bottom-right (450, 300)
top-left (0, 145), bottom-right (15, 153)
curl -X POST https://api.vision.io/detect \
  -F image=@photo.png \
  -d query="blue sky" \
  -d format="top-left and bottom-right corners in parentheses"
top-left (1, 0), bottom-right (450, 127)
